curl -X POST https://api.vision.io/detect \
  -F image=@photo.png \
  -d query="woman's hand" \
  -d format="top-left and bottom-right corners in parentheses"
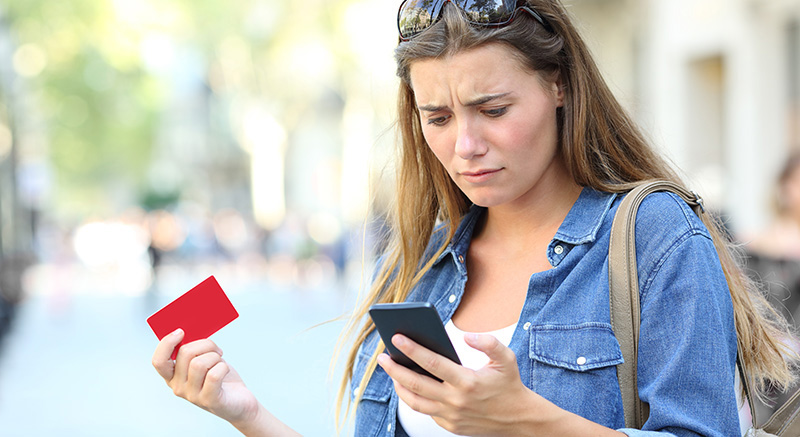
top-left (378, 332), bottom-right (540, 435)
top-left (377, 333), bottom-right (624, 437)
top-left (151, 329), bottom-right (299, 436)
top-left (152, 329), bottom-right (259, 424)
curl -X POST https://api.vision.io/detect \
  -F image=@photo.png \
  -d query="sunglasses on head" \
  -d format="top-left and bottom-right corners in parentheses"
top-left (397, 0), bottom-right (553, 41)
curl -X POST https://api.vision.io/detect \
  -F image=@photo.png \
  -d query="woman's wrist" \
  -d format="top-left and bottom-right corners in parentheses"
top-left (230, 403), bottom-right (301, 437)
top-left (515, 389), bottom-right (568, 436)
top-left (515, 390), bottom-right (626, 437)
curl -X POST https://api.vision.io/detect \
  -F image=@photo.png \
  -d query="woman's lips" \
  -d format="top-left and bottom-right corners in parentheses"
top-left (460, 168), bottom-right (502, 183)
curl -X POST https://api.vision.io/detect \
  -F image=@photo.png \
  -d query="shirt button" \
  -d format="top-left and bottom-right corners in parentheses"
top-left (554, 245), bottom-right (564, 255)
top-left (523, 322), bottom-right (531, 331)
top-left (458, 255), bottom-right (464, 263)
top-left (576, 356), bottom-right (587, 366)
top-left (448, 294), bottom-right (456, 303)
top-left (387, 423), bottom-right (392, 432)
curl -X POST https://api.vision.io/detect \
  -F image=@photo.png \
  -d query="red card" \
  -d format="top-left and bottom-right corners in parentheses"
top-left (147, 275), bottom-right (239, 360)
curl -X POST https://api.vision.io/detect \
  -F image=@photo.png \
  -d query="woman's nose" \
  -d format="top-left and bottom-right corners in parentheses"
top-left (454, 120), bottom-right (488, 160)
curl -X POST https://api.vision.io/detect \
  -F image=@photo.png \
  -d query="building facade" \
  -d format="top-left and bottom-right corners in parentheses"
top-left (572, 0), bottom-right (800, 236)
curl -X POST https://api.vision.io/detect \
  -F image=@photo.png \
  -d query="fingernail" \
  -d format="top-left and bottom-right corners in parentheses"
top-left (393, 335), bottom-right (406, 346)
top-left (377, 354), bottom-right (388, 367)
top-left (172, 328), bottom-right (184, 336)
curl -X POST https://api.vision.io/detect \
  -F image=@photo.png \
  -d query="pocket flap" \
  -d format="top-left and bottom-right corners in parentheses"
top-left (529, 323), bottom-right (623, 371)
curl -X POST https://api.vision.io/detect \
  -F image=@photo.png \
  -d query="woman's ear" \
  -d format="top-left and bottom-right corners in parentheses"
top-left (552, 73), bottom-right (565, 107)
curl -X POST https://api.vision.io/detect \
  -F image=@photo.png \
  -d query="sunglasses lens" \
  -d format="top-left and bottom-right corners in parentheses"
top-left (398, 0), bottom-right (540, 40)
top-left (458, 0), bottom-right (514, 24)
top-left (398, 0), bottom-right (437, 39)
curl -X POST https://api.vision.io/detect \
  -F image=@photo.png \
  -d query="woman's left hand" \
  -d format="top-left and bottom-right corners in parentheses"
top-left (377, 332), bottom-right (543, 436)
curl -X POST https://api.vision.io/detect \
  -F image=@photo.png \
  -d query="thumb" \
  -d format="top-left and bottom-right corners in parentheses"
top-left (464, 333), bottom-right (515, 364)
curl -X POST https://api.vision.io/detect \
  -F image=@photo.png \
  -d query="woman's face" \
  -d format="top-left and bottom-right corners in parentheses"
top-left (409, 43), bottom-right (569, 211)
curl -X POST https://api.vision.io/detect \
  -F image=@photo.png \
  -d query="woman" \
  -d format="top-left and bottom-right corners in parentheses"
top-left (746, 153), bottom-right (800, 260)
top-left (152, 1), bottom-right (796, 435)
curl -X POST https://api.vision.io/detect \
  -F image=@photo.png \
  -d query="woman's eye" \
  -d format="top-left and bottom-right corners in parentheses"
top-left (427, 116), bottom-right (450, 126)
top-left (484, 107), bottom-right (508, 117)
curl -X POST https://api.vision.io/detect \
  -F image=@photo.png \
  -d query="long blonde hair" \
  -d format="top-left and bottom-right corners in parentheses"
top-left (334, 0), bottom-right (797, 428)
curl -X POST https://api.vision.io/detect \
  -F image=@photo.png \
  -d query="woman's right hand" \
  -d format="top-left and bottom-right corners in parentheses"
top-left (152, 329), bottom-right (260, 427)
top-left (152, 329), bottom-right (300, 436)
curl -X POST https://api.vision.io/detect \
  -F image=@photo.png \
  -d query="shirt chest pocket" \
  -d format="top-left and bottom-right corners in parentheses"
top-left (529, 322), bottom-right (623, 370)
top-left (526, 323), bottom-right (625, 424)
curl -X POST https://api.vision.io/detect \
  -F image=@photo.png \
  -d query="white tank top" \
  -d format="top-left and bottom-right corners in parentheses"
top-left (397, 319), bottom-right (518, 437)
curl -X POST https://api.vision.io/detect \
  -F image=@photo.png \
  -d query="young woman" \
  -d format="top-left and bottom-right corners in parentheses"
top-left (747, 153), bottom-right (800, 260)
top-left (152, 1), bottom-right (797, 435)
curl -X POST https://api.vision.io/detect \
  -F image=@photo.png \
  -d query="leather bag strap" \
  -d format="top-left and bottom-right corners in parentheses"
top-left (762, 376), bottom-right (800, 435)
top-left (608, 180), bottom-right (703, 428)
top-left (610, 179), bottom-right (800, 434)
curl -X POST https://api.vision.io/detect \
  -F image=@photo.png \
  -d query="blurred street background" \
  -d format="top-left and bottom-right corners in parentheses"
top-left (2, 0), bottom-right (800, 435)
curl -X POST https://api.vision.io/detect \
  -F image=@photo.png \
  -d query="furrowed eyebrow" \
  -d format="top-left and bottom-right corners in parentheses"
top-left (464, 93), bottom-right (511, 107)
top-left (418, 103), bottom-right (447, 113)
top-left (417, 92), bottom-right (512, 113)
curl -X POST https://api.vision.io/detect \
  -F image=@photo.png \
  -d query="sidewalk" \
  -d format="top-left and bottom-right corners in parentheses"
top-left (0, 262), bottom-right (355, 436)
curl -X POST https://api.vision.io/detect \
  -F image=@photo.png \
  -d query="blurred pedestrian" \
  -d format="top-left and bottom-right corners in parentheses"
top-left (741, 153), bottom-right (800, 417)
top-left (743, 152), bottom-right (800, 325)
top-left (746, 153), bottom-right (800, 261)
top-left (151, 1), bottom-right (798, 435)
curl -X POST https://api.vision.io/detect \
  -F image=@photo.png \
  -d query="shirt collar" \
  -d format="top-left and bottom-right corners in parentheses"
top-left (553, 187), bottom-right (618, 245)
top-left (431, 204), bottom-right (483, 269)
top-left (433, 187), bottom-right (618, 265)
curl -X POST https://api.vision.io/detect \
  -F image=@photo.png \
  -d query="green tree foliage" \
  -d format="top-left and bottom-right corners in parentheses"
top-left (3, 0), bottom-right (162, 214)
top-left (2, 0), bottom-right (361, 218)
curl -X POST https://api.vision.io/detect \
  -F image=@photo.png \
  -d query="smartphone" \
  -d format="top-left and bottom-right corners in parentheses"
top-left (368, 302), bottom-right (461, 381)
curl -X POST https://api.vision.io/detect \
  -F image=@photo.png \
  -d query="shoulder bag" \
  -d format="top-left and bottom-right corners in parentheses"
top-left (608, 179), bottom-right (800, 436)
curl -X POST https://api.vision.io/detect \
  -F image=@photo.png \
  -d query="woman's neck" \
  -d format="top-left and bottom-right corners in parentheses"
top-left (479, 180), bottom-right (583, 251)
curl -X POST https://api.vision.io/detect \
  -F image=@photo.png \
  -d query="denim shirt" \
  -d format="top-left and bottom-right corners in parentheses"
top-left (352, 188), bottom-right (740, 437)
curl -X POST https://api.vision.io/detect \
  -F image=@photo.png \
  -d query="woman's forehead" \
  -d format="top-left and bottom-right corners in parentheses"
top-left (408, 44), bottom-right (540, 101)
